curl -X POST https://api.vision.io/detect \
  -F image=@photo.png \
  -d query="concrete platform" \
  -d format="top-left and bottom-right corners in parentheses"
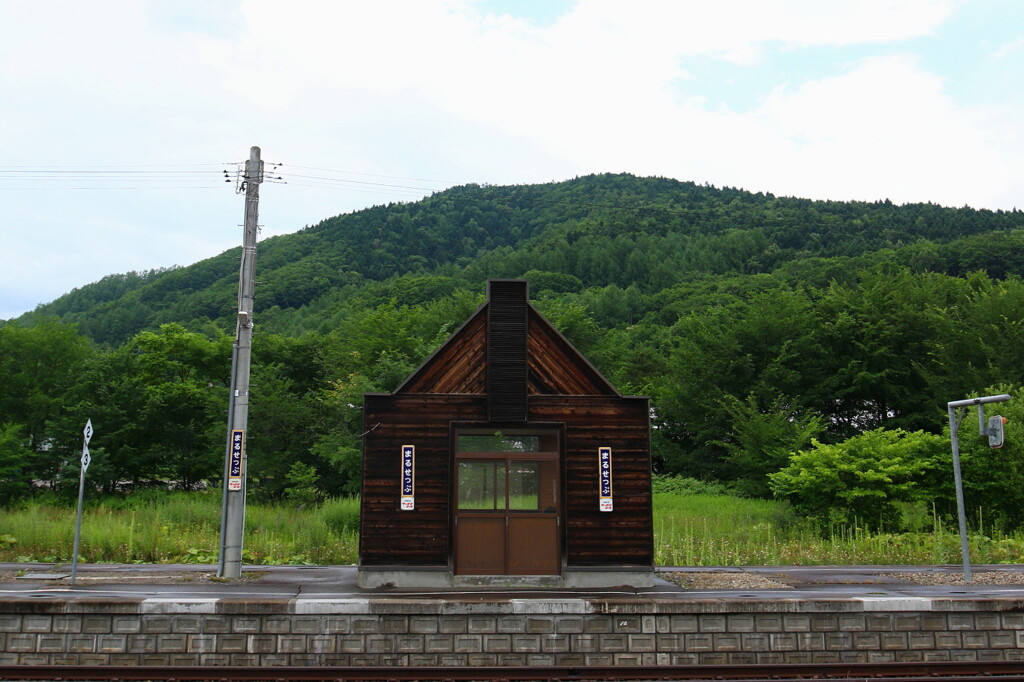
top-left (3, 562), bottom-right (1024, 601)
top-left (4, 564), bottom-right (1024, 667)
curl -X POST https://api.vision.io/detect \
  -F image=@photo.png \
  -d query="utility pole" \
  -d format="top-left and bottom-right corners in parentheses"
top-left (218, 146), bottom-right (262, 579)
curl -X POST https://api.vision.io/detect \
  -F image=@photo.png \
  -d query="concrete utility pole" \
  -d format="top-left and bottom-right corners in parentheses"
top-left (218, 146), bottom-right (263, 579)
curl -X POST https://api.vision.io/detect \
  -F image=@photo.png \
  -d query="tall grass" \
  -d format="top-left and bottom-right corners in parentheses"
top-left (0, 492), bottom-right (360, 565)
top-left (653, 493), bottom-right (1024, 566)
top-left (3, 491), bottom-right (1024, 566)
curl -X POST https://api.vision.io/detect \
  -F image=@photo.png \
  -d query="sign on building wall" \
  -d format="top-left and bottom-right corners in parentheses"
top-left (599, 446), bottom-right (613, 512)
top-left (400, 445), bottom-right (415, 510)
top-left (228, 430), bottom-right (245, 491)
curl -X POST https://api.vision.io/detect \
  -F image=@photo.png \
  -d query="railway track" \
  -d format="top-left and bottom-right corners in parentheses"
top-left (3, 661), bottom-right (1024, 681)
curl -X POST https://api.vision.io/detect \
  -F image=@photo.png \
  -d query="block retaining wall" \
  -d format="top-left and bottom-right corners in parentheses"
top-left (1, 596), bottom-right (1023, 667)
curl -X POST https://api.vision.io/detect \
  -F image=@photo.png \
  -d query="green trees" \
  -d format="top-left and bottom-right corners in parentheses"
top-left (650, 286), bottom-right (826, 480)
top-left (0, 320), bottom-right (94, 450)
top-left (7, 263), bottom-right (1024, 517)
top-left (246, 361), bottom-right (321, 499)
top-left (0, 423), bottom-right (35, 502)
top-left (45, 324), bottom-right (229, 493)
top-left (639, 266), bottom-right (1024, 494)
top-left (767, 387), bottom-right (1024, 532)
top-left (0, 321), bottom-right (94, 490)
top-left (22, 174), bottom-right (1023, 346)
top-left (713, 395), bottom-right (824, 498)
top-left (814, 268), bottom-right (956, 435)
top-left (1, 174), bottom-right (1023, 521)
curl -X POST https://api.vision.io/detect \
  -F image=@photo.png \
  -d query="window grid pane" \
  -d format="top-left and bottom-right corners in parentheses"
top-left (458, 434), bottom-right (541, 453)
top-left (508, 462), bottom-right (540, 510)
top-left (458, 461), bottom-right (506, 510)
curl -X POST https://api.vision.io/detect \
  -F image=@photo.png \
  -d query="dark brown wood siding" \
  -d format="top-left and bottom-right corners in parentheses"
top-left (360, 393), bottom-right (487, 567)
top-left (530, 395), bottom-right (653, 567)
top-left (527, 312), bottom-right (617, 396)
top-left (398, 310), bottom-right (487, 394)
top-left (360, 392), bottom-right (653, 569)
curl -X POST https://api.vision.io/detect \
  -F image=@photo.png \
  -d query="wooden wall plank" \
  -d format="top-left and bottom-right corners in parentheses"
top-left (527, 313), bottom-right (617, 396)
top-left (531, 395), bottom-right (653, 567)
top-left (399, 311), bottom-right (487, 394)
top-left (360, 393), bottom-right (653, 569)
top-left (360, 394), bottom-right (487, 567)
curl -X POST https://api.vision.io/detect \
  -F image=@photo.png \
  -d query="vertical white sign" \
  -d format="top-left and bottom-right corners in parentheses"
top-left (400, 445), bottom-right (415, 510)
top-left (228, 429), bottom-right (244, 491)
top-left (599, 446), bottom-right (613, 512)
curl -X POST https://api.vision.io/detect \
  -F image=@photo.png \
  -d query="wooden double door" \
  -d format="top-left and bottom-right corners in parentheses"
top-left (454, 431), bottom-right (560, 575)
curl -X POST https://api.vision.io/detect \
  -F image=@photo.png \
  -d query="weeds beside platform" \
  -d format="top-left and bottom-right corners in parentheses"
top-left (2, 491), bottom-right (1023, 567)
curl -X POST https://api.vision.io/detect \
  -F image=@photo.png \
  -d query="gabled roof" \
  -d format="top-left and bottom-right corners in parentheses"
top-left (397, 304), bottom-right (489, 394)
top-left (395, 281), bottom-right (620, 398)
top-left (526, 308), bottom-right (618, 396)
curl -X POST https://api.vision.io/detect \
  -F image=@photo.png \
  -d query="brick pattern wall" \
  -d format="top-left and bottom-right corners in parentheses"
top-left (2, 599), bottom-right (1024, 667)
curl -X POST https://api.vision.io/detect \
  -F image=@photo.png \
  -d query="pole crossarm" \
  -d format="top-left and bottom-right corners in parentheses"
top-left (947, 394), bottom-right (1011, 409)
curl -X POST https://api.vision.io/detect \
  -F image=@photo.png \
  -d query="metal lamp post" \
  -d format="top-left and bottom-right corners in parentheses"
top-left (947, 393), bottom-right (1011, 582)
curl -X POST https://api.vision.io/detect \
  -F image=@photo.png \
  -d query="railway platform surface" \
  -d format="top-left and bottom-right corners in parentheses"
top-left (2, 563), bottom-right (1024, 601)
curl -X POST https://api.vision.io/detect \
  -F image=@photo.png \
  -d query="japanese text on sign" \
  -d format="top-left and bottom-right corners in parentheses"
top-left (228, 429), bottom-right (244, 491)
top-left (400, 445), bottom-right (415, 510)
top-left (599, 446), bottom-right (613, 512)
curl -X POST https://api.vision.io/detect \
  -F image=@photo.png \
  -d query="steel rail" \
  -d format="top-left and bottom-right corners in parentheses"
top-left (4, 661), bottom-right (1024, 681)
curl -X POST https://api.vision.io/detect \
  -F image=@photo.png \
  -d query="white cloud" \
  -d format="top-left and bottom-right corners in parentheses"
top-left (0, 0), bottom-right (1020, 319)
top-left (993, 37), bottom-right (1024, 60)
top-left (751, 54), bottom-right (1012, 205)
top-left (547, 0), bottom-right (955, 63)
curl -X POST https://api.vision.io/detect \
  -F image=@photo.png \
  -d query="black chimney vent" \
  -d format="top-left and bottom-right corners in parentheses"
top-left (487, 280), bottom-right (529, 422)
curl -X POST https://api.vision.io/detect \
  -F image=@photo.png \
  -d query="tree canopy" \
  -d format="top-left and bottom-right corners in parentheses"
top-left (3, 174), bottom-right (1023, 519)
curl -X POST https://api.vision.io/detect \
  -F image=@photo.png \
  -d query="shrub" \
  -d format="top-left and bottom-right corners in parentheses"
top-left (284, 462), bottom-right (322, 507)
top-left (769, 428), bottom-right (947, 530)
top-left (651, 474), bottom-right (733, 496)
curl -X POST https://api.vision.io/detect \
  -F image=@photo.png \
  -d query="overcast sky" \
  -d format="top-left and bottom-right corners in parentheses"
top-left (2, 0), bottom-right (1021, 320)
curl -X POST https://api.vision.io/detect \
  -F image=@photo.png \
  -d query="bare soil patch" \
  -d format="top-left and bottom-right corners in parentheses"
top-left (883, 570), bottom-right (1024, 586)
top-left (663, 569), bottom-right (1024, 590)
top-left (662, 571), bottom-right (794, 590)
top-left (5, 570), bottom-right (267, 585)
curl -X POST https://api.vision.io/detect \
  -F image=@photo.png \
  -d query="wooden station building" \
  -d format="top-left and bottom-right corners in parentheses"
top-left (358, 280), bottom-right (653, 588)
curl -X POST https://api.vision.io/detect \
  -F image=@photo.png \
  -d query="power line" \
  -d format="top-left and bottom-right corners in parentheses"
top-left (283, 164), bottom-right (455, 185)
top-left (0, 186), bottom-right (223, 190)
top-left (0, 163), bottom-right (225, 168)
top-left (0, 160), bottom-right (711, 216)
top-left (0, 166), bottom-right (229, 190)
top-left (0, 170), bottom-right (222, 174)
top-left (276, 172), bottom-right (442, 192)
top-left (271, 181), bottom-right (428, 198)
top-left (0, 162), bottom-right (461, 196)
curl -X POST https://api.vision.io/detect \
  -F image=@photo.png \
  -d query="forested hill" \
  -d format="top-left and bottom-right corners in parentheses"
top-left (17, 173), bottom-right (1024, 345)
top-left (7, 173), bottom-right (1024, 520)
